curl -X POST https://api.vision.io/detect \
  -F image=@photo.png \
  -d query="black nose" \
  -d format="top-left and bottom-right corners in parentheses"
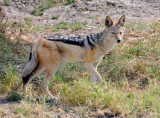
top-left (117, 40), bottom-right (121, 43)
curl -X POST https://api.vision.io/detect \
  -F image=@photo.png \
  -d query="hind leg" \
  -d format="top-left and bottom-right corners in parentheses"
top-left (43, 64), bottom-right (59, 99)
top-left (23, 64), bottom-right (45, 93)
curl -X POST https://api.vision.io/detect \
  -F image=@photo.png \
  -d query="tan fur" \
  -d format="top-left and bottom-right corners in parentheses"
top-left (86, 49), bottom-right (95, 62)
top-left (22, 15), bottom-right (126, 99)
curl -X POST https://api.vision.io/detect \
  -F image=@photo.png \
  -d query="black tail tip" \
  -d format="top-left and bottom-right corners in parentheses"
top-left (22, 76), bottom-right (30, 85)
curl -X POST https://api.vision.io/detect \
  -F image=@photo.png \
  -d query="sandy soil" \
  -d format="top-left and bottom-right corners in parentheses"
top-left (1, 0), bottom-right (160, 37)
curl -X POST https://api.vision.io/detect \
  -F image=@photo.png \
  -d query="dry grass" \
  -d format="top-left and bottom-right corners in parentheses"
top-left (0, 7), bottom-right (7, 34)
top-left (0, 19), bottom-right (160, 117)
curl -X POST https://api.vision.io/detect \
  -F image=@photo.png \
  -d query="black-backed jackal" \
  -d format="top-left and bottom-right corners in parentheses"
top-left (22, 15), bottom-right (125, 99)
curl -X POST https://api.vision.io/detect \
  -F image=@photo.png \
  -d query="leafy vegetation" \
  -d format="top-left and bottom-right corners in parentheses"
top-left (4, 0), bottom-right (10, 6)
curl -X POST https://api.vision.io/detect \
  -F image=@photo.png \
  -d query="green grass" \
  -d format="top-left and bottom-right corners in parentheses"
top-left (38, 0), bottom-right (55, 11)
top-left (52, 15), bottom-right (59, 19)
top-left (88, 15), bottom-right (98, 19)
top-left (77, 8), bottom-right (83, 13)
top-left (38, 21), bottom-right (88, 32)
top-left (31, 0), bottom-right (54, 16)
top-left (31, 0), bottom-right (77, 16)
top-left (0, 35), bottom-right (28, 66)
top-left (14, 100), bottom-right (49, 117)
top-left (26, 21), bottom-right (88, 32)
top-left (125, 21), bottom-right (149, 31)
top-left (0, 21), bottom-right (160, 117)
top-left (0, 34), bottom-right (29, 93)
top-left (6, 90), bottom-right (23, 102)
top-left (31, 9), bottom-right (44, 16)
top-left (24, 18), bottom-right (32, 28)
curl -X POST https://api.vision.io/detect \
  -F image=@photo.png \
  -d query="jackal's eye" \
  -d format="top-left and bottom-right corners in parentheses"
top-left (120, 32), bottom-right (122, 35)
top-left (111, 31), bottom-right (115, 35)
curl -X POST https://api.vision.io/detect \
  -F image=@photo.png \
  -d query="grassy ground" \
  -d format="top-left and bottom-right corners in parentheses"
top-left (0, 20), bottom-right (160, 117)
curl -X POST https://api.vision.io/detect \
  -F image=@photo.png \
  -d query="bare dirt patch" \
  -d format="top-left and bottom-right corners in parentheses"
top-left (1, 0), bottom-right (160, 37)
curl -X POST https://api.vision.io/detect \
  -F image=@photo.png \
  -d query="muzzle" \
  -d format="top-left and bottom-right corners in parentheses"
top-left (112, 38), bottom-right (121, 43)
top-left (117, 40), bottom-right (121, 43)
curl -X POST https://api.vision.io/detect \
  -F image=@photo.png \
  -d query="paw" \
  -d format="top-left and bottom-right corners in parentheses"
top-left (49, 95), bottom-right (58, 101)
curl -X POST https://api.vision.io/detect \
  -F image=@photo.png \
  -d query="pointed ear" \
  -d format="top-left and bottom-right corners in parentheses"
top-left (105, 16), bottom-right (113, 28)
top-left (116, 14), bottom-right (125, 26)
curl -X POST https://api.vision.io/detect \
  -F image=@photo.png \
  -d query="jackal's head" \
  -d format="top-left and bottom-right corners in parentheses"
top-left (105, 15), bottom-right (125, 43)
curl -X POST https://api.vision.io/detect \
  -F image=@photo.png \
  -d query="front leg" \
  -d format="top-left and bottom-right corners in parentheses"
top-left (91, 59), bottom-right (102, 84)
top-left (85, 62), bottom-right (103, 85)
top-left (93, 59), bottom-right (102, 70)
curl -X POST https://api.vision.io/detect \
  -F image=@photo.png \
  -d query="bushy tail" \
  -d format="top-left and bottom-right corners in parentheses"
top-left (22, 42), bottom-right (38, 85)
